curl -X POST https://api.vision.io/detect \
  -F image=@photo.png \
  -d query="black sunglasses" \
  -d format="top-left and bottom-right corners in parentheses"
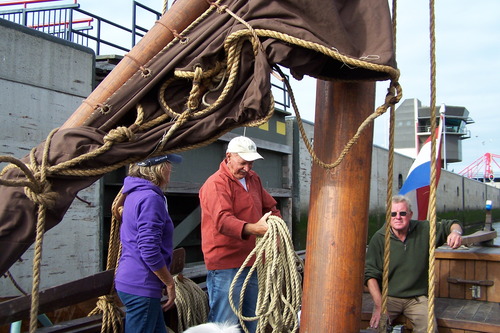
top-left (391, 211), bottom-right (407, 217)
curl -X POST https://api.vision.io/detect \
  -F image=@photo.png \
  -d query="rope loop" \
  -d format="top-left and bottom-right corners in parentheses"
top-left (96, 103), bottom-right (112, 115)
top-left (24, 179), bottom-right (58, 209)
top-left (88, 294), bottom-right (124, 333)
top-left (205, 0), bottom-right (226, 14)
top-left (103, 126), bottom-right (136, 144)
top-left (140, 67), bottom-right (152, 78)
top-left (0, 155), bottom-right (40, 190)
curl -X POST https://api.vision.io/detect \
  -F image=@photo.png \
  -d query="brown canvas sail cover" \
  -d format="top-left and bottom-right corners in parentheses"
top-left (0, 0), bottom-right (398, 275)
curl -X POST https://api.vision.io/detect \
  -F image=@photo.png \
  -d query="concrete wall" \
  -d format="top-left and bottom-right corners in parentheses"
top-left (0, 20), bottom-right (97, 296)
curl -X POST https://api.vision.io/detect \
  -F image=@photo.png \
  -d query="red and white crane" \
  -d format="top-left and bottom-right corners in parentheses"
top-left (458, 153), bottom-right (500, 180)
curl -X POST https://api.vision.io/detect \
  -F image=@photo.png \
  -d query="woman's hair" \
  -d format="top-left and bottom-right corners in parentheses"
top-left (128, 161), bottom-right (171, 187)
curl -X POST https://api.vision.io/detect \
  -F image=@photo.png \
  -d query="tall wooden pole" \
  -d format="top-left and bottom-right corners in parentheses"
top-left (300, 80), bottom-right (375, 332)
top-left (60, 0), bottom-right (210, 129)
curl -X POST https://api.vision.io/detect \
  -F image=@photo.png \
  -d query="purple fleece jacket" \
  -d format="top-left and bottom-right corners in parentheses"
top-left (114, 176), bottom-right (174, 298)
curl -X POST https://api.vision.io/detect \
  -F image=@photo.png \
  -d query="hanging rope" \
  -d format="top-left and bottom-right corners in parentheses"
top-left (229, 216), bottom-right (304, 333)
top-left (87, 190), bottom-right (125, 333)
top-left (173, 274), bottom-right (209, 332)
top-left (162, 0), bottom-right (169, 15)
top-left (378, 1), bottom-right (440, 332)
top-left (378, 0), bottom-right (399, 331)
top-left (427, 0), bottom-right (439, 331)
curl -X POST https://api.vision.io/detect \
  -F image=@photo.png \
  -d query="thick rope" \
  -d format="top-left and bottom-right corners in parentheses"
top-left (173, 274), bottom-right (209, 332)
top-left (378, 0), bottom-right (398, 332)
top-left (427, 0), bottom-right (438, 331)
top-left (27, 128), bottom-right (59, 333)
top-left (379, 103), bottom-right (396, 333)
top-left (87, 190), bottom-right (125, 333)
top-left (229, 216), bottom-right (303, 333)
top-left (162, 0), bottom-right (168, 14)
top-left (88, 295), bottom-right (124, 333)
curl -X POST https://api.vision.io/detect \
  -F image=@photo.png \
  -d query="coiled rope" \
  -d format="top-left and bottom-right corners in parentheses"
top-left (229, 215), bottom-right (304, 333)
top-left (173, 274), bottom-right (209, 332)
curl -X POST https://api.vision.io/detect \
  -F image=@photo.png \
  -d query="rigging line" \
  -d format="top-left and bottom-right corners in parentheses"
top-left (380, 0), bottom-right (398, 331)
top-left (427, 0), bottom-right (439, 331)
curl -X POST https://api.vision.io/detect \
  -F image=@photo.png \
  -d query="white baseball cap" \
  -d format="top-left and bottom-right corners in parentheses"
top-left (226, 136), bottom-right (263, 161)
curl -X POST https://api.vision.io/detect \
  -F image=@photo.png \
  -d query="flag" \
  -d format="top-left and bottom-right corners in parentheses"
top-left (399, 114), bottom-right (444, 220)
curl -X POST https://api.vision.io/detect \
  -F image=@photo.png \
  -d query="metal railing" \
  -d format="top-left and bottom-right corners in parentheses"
top-left (0, 0), bottom-right (161, 55)
top-left (0, 0), bottom-right (290, 112)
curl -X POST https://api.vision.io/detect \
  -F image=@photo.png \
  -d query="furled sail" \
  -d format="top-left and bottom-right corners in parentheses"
top-left (0, 0), bottom-right (398, 275)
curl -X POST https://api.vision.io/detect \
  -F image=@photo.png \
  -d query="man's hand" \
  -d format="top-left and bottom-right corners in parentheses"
top-left (370, 306), bottom-right (382, 329)
top-left (447, 231), bottom-right (462, 249)
top-left (366, 278), bottom-right (383, 329)
top-left (243, 211), bottom-right (271, 236)
top-left (447, 224), bottom-right (463, 249)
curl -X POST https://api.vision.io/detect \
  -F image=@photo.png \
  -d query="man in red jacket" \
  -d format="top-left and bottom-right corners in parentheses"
top-left (199, 136), bottom-right (281, 333)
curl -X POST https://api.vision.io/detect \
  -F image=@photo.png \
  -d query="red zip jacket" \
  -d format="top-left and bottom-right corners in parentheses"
top-left (199, 160), bottom-right (281, 270)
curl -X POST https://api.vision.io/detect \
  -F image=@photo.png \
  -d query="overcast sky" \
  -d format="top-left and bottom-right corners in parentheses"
top-left (69, 1), bottom-right (500, 175)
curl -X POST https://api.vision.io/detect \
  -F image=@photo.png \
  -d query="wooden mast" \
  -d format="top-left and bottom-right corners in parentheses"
top-left (60, 0), bottom-right (210, 129)
top-left (300, 80), bottom-right (375, 332)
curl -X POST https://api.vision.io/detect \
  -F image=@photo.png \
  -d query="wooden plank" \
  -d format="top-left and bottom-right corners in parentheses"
top-left (0, 248), bottom-right (185, 326)
top-left (488, 260), bottom-right (500, 302)
top-left (437, 318), bottom-right (500, 333)
top-left (474, 260), bottom-right (488, 301)
top-left (438, 259), bottom-right (451, 298)
top-left (436, 246), bottom-right (500, 261)
top-left (436, 258), bottom-right (441, 296)
top-left (36, 315), bottom-right (103, 333)
top-left (471, 301), bottom-right (496, 323)
top-left (438, 298), bottom-right (465, 319)
top-left (456, 301), bottom-right (481, 321)
top-left (465, 260), bottom-right (475, 299)
top-left (461, 230), bottom-right (497, 246)
top-left (449, 259), bottom-right (465, 299)
top-left (0, 269), bottom-right (114, 326)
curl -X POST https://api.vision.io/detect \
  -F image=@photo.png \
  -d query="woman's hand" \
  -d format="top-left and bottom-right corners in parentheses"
top-left (162, 282), bottom-right (176, 311)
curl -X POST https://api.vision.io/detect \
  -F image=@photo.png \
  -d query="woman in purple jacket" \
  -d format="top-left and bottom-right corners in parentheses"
top-left (115, 154), bottom-right (182, 333)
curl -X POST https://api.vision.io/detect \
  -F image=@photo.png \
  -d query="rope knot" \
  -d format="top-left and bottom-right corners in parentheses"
top-left (104, 126), bottom-right (136, 144)
top-left (24, 179), bottom-right (58, 209)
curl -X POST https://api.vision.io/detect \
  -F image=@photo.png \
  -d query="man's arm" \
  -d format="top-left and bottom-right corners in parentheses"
top-left (366, 278), bottom-right (383, 329)
top-left (242, 211), bottom-right (271, 236)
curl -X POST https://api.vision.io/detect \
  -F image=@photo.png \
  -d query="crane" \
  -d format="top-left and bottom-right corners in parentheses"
top-left (458, 153), bottom-right (500, 181)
